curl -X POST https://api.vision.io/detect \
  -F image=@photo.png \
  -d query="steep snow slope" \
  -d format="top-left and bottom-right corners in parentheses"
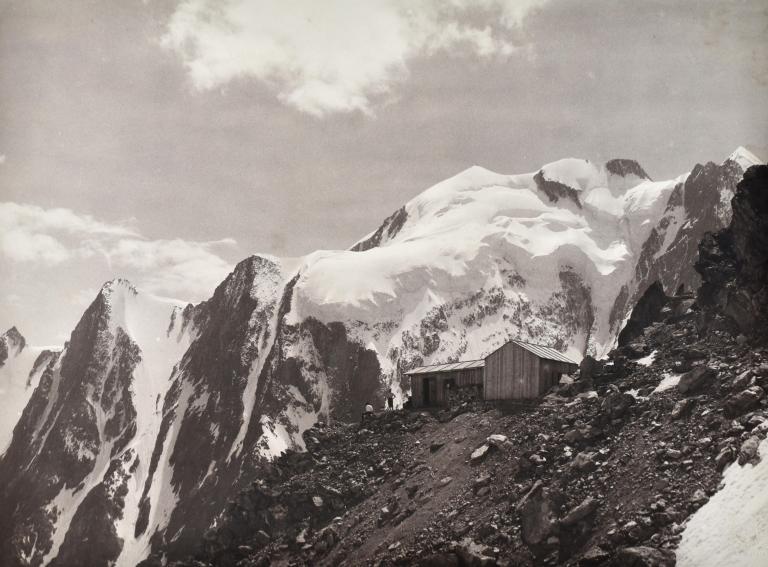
top-left (728, 145), bottom-right (763, 172)
top-left (0, 328), bottom-right (60, 455)
top-left (677, 439), bottom-right (768, 567)
top-left (294, 156), bottom-right (723, 386)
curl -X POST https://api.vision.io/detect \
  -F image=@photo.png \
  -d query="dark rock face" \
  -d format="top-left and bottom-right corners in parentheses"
top-left (696, 165), bottom-right (768, 336)
top-left (139, 256), bottom-right (287, 558)
top-left (350, 206), bottom-right (408, 251)
top-left (605, 159), bottom-right (651, 180)
top-left (534, 170), bottom-right (582, 208)
top-left (0, 292), bottom-right (141, 567)
top-left (27, 349), bottom-right (59, 387)
top-left (140, 258), bottom-right (383, 561)
top-left (282, 318), bottom-right (383, 422)
top-left (617, 282), bottom-right (668, 347)
top-left (610, 160), bottom-right (743, 337)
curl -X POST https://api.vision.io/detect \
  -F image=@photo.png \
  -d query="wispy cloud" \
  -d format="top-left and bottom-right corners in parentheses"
top-left (162, 0), bottom-right (548, 117)
top-left (0, 202), bottom-right (236, 301)
top-left (0, 202), bottom-right (138, 264)
top-left (104, 237), bottom-right (236, 298)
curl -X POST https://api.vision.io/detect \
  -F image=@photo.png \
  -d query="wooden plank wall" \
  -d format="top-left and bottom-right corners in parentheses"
top-left (409, 367), bottom-right (484, 407)
top-left (454, 367), bottom-right (484, 387)
top-left (538, 360), bottom-right (578, 395)
top-left (434, 376), bottom-right (445, 405)
top-left (483, 342), bottom-right (540, 400)
top-left (410, 375), bottom-right (423, 407)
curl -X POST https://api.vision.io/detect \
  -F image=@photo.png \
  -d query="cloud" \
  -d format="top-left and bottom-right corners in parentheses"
top-left (0, 154), bottom-right (6, 164)
top-left (162, 0), bottom-right (548, 117)
top-left (0, 201), bottom-right (236, 302)
top-left (105, 237), bottom-right (236, 299)
top-left (0, 202), bottom-right (138, 264)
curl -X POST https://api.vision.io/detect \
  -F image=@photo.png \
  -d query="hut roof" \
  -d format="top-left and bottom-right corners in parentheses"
top-left (405, 340), bottom-right (576, 376)
top-left (405, 359), bottom-right (485, 375)
top-left (503, 339), bottom-right (577, 364)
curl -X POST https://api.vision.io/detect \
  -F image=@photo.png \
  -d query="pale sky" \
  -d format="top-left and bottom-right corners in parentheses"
top-left (1, 0), bottom-right (767, 345)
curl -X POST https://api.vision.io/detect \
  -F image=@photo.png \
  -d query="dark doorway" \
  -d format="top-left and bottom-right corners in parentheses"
top-left (422, 377), bottom-right (431, 405)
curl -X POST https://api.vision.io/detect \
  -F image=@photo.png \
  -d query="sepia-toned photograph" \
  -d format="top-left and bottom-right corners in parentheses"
top-left (0, 1), bottom-right (766, 565)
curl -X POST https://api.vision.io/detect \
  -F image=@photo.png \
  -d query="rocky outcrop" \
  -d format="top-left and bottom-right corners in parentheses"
top-left (696, 164), bottom-right (768, 336)
top-left (0, 326), bottom-right (25, 367)
top-left (610, 159), bottom-right (744, 340)
top-left (617, 282), bottom-right (668, 347)
top-left (350, 206), bottom-right (408, 251)
top-left (605, 159), bottom-right (650, 180)
top-left (533, 170), bottom-right (583, 208)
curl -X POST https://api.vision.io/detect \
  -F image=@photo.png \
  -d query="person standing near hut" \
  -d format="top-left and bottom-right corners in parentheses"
top-left (362, 401), bottom-right (374, 423)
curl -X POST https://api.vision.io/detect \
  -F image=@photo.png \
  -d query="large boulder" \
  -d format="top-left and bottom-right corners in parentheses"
top-left (724, 386), bottom-right (765, 417)
top-left (470, 444), bottom-right (490, 463)
top-left (564, 423), bottom-right (603, 444)
top-left (560, 497), bottom-right (600, 527)
top-left (600, 391), bottom-right (636, 421)
top-left (517, 482), bottom-right (554, 546)
top-left (738, 435), bottom-right (762, 466)
top-left (678, 366), bottom-right (716, 394)
top-left (571, 451), bottom-right (598, 473)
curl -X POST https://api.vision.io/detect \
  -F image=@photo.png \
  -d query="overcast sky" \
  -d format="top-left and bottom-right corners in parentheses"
top-left (1, 0), bottom-right (766, 345)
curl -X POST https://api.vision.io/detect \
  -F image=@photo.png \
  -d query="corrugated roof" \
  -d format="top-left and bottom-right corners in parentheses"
top-left (509, 339), bottom-right (577, 365)
top-left (405, 359), bottom-right (485, 375)
top-left (404, 340), bottom-right (576, 375)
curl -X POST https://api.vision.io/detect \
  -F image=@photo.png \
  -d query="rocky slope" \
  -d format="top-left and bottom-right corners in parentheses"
top-left (0, 152), bottom-right (759, 566)
top-left (161, 164), bottom-right (768, 567)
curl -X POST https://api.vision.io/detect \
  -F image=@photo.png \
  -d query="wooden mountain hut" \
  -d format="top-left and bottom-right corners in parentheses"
top-left (405, 339), bottom-right (578, 408)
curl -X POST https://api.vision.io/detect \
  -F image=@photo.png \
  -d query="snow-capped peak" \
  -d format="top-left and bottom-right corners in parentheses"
top-left (727, 146), bottom-right (764, 171)
top-left (1, 326), bottom-right (26, 356)
top-left (100, 277), bottom-right (138, 298)
top-left (96, 279), bottom-right (187, 342)
top-left (1, 327), bottom-right (60, 454)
